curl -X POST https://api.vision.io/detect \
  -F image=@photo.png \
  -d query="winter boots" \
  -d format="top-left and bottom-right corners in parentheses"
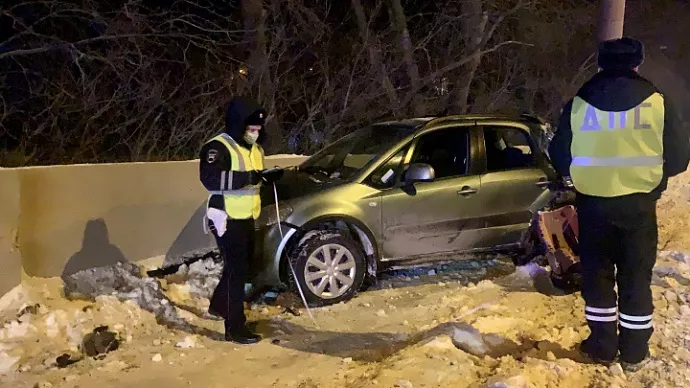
top-left (621, 352), bottom-right (651, 372)
top-left (579, 340), bottom-right (652, 372)
top-left (224, 321), bottom-right (261, 345)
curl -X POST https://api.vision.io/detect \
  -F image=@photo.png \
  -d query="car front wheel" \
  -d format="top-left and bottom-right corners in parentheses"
top-left (288, 230), bottom-right (366, 306)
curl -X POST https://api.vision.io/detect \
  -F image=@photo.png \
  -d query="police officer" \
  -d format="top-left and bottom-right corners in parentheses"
top-left (549, 37), bottom-right (690, 371)
top-left (199, 96), bottom-right (283, 344)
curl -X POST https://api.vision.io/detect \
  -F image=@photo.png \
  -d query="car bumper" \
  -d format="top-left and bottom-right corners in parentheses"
top-left (250, 222), bottom-right (300, 288)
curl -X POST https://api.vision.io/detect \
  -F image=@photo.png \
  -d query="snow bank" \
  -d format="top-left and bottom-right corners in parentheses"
top-left (63, 262), bottom-right (186, 327)
top-left (168, 258), bottom-right (223, 300)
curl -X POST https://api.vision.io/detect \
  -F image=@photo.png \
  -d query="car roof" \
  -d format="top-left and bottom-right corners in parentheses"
top-left (373, 113), bottom-right (548, 132)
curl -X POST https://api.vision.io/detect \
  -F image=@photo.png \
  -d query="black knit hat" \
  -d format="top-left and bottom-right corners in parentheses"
top-left (598, 37), bottom-right (644, 70)
top-left (245, 109), bottom-right (267, 126)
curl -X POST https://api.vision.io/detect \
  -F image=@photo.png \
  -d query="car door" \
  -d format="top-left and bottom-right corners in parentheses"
top-left (473, 123), bottom-right (550, 248)
top-left (378, 125), bottom-right (487, 261)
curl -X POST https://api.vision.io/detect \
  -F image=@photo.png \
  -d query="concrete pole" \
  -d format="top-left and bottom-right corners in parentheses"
top-left (597, 0), bottom-right (626, 42)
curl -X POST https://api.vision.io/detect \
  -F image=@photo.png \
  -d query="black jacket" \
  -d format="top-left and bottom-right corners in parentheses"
top-left (199, 97), bottom-right (267, 210)
top-left (549, 69), bottom-right (690, 201)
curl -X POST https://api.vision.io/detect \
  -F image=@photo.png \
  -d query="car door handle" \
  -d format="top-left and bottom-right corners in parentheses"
top-left (457, 186), bottom-right (478, 196)
top-left (535, 178), bottom-right (549, 189)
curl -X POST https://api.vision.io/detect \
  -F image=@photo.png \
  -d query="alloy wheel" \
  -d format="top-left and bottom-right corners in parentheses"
top-left (303, 243), bottom-right (357, 299)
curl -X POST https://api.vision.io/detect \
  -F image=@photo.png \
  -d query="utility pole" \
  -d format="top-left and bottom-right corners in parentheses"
top-left (597, 0), bottom-right (626, 42)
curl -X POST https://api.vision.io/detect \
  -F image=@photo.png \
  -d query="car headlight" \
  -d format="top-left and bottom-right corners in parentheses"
top-left (258, 203), bottom-right (293, 227)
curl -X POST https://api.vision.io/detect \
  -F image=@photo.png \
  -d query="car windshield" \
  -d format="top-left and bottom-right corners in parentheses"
top-left (299, 124), bottom-right (416, 180)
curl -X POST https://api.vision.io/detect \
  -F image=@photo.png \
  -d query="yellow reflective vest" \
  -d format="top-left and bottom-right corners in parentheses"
top-left (569, 93), bottom-right (666, 197)
top-left (206, 133), bottom-right (264, 219)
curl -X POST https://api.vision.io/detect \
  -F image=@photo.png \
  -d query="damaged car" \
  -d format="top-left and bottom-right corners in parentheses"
top-left (252, 114), bottom-right (569, 306)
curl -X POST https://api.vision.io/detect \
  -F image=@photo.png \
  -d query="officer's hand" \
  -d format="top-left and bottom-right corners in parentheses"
top-left (260, 168), bottom-right (284, 183)
top-left (247, 170), bottom-right (262, 186)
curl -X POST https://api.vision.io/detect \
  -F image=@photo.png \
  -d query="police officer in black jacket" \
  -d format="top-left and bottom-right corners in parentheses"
top-left (198, 96), bottom-right (283, 344)
top-left (549, 37), bottom-right (690, 371)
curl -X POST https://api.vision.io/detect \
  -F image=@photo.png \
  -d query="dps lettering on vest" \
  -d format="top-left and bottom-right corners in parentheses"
top-left (206, 133), bottom-right (264, 219)
top-left (569, 93), bottom-right (665, 197)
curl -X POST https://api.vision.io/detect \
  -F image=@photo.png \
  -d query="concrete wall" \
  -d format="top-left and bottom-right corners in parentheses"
top-left (0, 169), bottom-right (22, 296)
top-left (0, 155), bottom-right (307, 292)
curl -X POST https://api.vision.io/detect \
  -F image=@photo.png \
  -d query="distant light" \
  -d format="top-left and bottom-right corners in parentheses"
top-left (239, 68), bottom-right (248, 75)
top-left (308, 67), bottom-right (314, 71)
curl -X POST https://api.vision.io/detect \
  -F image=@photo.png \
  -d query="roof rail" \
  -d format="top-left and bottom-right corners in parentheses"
top-left (426, 115), bottom-right (460, 126)
top-left (519, 112), bottom-right (548, 125)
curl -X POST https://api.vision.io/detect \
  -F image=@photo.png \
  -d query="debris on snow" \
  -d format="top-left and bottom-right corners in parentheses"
top-left (55, 353), bottom-right (82, 368)
top-left (81, 326), bottom-right (119, 358)
top-left (451, 325), bottom-right (490, 356)
top-left (450, 323), bottom-right (519, 358)
top-left (175, 336), bottom-right (198, 349)
top-left (17, 303), bottom-right (41, 317)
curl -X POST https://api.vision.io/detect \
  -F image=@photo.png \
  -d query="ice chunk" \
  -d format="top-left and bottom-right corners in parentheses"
top-left (452, 326), bottom-right (489, 356)
top-left (175, 336), bottom-right (198, 349)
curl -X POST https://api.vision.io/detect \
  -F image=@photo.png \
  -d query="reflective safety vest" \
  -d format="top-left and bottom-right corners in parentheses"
top-left (206, 133), bottom-right (264, 219)
top-left (569, 92), bottom-right (665, 197)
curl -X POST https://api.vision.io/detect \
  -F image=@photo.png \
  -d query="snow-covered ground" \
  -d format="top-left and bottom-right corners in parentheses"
top-left (3, 172), bottom-right (690, 388)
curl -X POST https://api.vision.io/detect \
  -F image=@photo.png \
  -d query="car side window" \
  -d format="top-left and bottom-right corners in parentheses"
top-left (367, 146), bottom-right (409, 189)
top-left (482, 126), bottom-right (536, 172)
top-left (410, 128), bottom-right (469, 180)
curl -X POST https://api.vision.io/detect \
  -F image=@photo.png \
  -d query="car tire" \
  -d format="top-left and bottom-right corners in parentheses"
top-left (287, 230), bottom-right (367, 307)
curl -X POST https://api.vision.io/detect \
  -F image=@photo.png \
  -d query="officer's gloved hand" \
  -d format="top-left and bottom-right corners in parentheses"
top-left (206, 208), bottom-right (228, 237)
top-left (247, 170), bottom-right (262, 186)
top-left (260, 168), bottom-right (284, 184)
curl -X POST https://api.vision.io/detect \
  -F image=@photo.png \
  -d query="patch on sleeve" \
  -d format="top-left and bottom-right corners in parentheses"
top-left (206, 149), bottom-right (218, 163)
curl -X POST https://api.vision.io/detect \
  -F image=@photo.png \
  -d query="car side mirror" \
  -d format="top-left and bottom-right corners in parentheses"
top-left (404, 163), bottom-right (435, 184)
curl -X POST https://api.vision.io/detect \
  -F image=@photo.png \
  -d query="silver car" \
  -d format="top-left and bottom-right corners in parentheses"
top-left (252, 114), bottom-right (556, 306)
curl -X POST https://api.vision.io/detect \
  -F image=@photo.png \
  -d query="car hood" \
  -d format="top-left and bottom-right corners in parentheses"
top-left (261, 167), bottom-right (345, 204)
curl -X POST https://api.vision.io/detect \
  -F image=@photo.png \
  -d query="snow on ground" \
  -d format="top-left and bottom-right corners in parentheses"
top-left (2, 173), bottom-right (690, 388)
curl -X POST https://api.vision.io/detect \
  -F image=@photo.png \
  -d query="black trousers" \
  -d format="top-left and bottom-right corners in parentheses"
top-left (577, 195), bottom-right (657, 364)
top-left (208, 218), bottom-right (255, 332)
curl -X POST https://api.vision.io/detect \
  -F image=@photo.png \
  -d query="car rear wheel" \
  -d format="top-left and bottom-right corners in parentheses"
top-left (288, 230), bottom-right (366, 306)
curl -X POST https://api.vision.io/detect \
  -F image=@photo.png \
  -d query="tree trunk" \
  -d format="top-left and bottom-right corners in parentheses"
top-left (242, 0), bottom-right (280, 153)
top-left (388, 0), bottom-right (423, 116)
top-left (350, 0), bottom-right (399, 109)
top-left (452, 0), bottom-right (487, 114)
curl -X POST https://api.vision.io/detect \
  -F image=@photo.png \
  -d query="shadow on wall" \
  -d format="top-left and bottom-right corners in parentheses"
top-left (164, 202), bottom-right (214, 267)
top-left (61, 219), bottom-right (128, 279)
